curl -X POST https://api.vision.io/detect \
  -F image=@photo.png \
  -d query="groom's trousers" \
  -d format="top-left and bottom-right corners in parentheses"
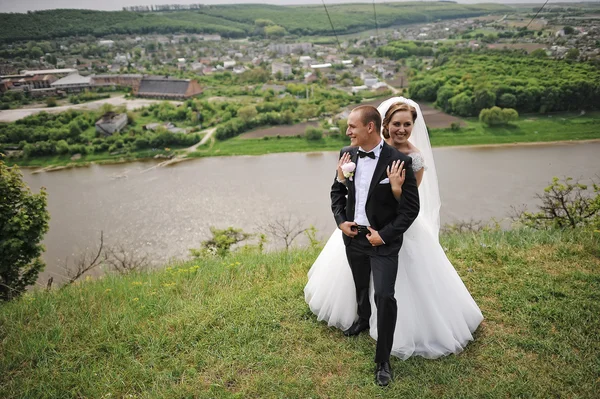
top-left (345, 231), bottom-right (399, 363)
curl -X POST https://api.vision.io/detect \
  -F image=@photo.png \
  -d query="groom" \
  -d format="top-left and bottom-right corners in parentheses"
top-left (331, 105), bottom-right (420, 386)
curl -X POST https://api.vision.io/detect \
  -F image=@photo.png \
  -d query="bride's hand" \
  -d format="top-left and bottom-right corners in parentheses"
top-left (337, 152), bottom-right (351, 183)
top-left (387, 160), bottom-right (405, 200)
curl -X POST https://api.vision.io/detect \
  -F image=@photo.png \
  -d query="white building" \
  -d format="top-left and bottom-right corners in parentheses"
top-left (299, 56), bottom-right (312, 68)
top-left (271, 62), bottom-right (292, 77)
top-left (50, 73), bottom-right (92, 92)
top-left (99, 40), bottom-right (115, 47)
top-left (269, 43), bottom-right (312, 55)
top-left (364, 78), bottom-right (379, 88)
top-left (20, 68), bottom-right (77, 77)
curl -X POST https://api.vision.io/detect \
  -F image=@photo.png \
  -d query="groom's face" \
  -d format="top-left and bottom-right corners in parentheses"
top-left (346, 110), bottom-right (372, 148)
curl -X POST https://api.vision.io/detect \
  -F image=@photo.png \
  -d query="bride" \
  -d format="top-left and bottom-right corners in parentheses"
top-left (304, 97), bottom-right (483, 360)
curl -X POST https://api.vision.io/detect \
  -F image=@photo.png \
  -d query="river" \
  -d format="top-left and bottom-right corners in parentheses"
top-left (20, 140), bottom-right (600, 286)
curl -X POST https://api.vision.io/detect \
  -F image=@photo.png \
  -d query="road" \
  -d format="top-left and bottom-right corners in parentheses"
top-left (0, 95), bottom-right (181, 123)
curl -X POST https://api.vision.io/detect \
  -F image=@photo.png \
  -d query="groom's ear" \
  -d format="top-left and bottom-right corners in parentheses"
top-left (367, 121), bottom-right (375, 134)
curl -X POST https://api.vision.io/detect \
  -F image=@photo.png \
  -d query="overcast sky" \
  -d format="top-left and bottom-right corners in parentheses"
top-left (0, 0), bottom-right (590, 14)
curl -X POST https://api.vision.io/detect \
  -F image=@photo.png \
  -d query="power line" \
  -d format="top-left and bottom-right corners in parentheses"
top-left (321, 0), bottom-right (342, 52)
top-left (526, 0), bottom-right (551, 29)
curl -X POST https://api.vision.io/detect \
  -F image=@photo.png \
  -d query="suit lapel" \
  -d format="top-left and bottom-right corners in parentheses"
top-left (367, 142), bottom-right (391, 201)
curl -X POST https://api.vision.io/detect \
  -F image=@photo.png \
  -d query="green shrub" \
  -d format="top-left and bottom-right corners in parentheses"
top-left (0, 160), bottom-right (49, 301)
top-left (305, 127), bottom-right (323, 141)
top-left (479, 106), bottom-right (519, 126)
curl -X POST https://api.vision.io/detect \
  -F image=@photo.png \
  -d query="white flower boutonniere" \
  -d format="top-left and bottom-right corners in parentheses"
top-left (341, 162), bottom-right (356, 181)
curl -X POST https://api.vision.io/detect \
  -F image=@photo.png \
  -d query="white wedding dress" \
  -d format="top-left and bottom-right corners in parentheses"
top-left (304, 97), bottom-right (483, 360)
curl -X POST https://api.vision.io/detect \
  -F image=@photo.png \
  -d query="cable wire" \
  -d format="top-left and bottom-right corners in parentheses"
top-left (321, 0), bottom-right (342, 52)
top-left (526, 0), bottom-right (551, 29)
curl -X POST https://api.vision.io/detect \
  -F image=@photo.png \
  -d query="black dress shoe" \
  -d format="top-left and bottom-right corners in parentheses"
top-left (343, 320), bottom-right (369, 337)
top-left (375, 361), bottom-right (393, 387)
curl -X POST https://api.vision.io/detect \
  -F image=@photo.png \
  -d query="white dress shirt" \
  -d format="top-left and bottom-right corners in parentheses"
top-left (354, 140), bottom-right (383, 226)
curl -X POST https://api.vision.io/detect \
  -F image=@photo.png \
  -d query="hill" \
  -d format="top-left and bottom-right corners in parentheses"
top-left (1, 227), bottom-right (598, 397)
top-left (0, 2), bottom-right (512, 42)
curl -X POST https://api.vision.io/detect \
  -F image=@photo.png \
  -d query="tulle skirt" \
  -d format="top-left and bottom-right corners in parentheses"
top-left (304, 215), bottom-right (483, 360)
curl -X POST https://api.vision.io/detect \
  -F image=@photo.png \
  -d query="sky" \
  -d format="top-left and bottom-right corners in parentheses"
top-left (0, 0), bottom-right (592, 14)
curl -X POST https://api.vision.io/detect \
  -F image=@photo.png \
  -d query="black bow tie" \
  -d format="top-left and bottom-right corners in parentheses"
top-left (358, 150), bottom-right (376, 159)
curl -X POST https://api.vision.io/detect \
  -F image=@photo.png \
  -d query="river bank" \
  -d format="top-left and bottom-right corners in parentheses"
top-left (1, 227), bottom-right (598, 398)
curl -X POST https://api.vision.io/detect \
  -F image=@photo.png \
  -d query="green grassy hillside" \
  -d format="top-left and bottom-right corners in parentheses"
top-left (1, 227), bottom-right (598, 398)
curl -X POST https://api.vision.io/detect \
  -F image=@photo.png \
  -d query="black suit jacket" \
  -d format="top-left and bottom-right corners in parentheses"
top-left (331, 142), bottom-right (420, 255)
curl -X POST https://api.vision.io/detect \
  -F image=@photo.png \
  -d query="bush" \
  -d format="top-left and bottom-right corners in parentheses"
top-left (305, 127), bottom-right (323, 141)
top-left (479, 106), bottom-right (519, 126)
top-left (513, 177), bottom-right (600, 229)
top-left (45, 97), bottom-right (57, 107)
top-left (0, 160), bottom-right (50, 301)
top-left (190, 227), bottom-right (251, 258)
top-left (450, 122), bottom-right (461, 131)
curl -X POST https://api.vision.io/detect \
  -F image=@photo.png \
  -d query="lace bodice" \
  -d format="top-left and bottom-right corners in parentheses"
top-left (409, 152), bottom-right (425, 172)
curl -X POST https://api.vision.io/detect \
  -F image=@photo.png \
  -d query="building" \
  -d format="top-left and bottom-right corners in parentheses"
top-left (0, 74), bottom-right (57, 94)
top-left (95, 112), bottom-right (128, 136)
top-left (135, 76), bottom-right (203, 100)
top-left (310, 63), bottom-right (332, 73)
top-left (51, 73), bottom-right (92, 92)
top-left (271, 62), bottom-right (292, 77)
top-left (91, 74), bottom-right (142, 91)
top-left (299, 56), bottom-right (312, 68)
top-left (19, 68), bottom-right (77, 78)
top-left (269, 42), bottom-right (312, 55)
top-left (99, 40), bottom-right (115, 47)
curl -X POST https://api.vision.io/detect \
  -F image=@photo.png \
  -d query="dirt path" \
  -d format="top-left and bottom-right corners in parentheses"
top-left (0, 95), bottom-right (182, 123)
top-left (147, 127), bottom-right (217, 169)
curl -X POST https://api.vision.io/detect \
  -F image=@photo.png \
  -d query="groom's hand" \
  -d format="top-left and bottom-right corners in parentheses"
top-left (366, 227), bottom-right (384, 246)
top-left (339, 221), bottom-right (358, 237)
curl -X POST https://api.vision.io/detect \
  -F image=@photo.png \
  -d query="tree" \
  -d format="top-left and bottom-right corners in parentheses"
top-left (0, 160), bottom-right (50, 301)
top-left (449, 92), bottom-right (475, 117)
top-left (565, 48), bottom-right (580, 60)
top-left (563, 26), bottom-right (575, 35)
top-left (237, 105), bottom-right (258, 123)
top-left (497, 93), bottom-right (517, 109)
top-left (473, 88), bottom-right (496, 113)
top-left (264, 25), bottom-right (287, 38)
top-left (259, 215), bottom-right (308, 251)
top-left (530, 48), bottom-right (547, 58)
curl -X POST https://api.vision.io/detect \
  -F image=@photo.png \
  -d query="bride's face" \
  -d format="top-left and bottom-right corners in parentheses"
top-left (387, 111), bottom-right (414, 148)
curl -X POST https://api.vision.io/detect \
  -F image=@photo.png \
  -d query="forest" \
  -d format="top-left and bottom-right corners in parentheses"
top-left (0, 2), bottom-right (512, 42)
top-left (408, 51), bottom-right (600, 116)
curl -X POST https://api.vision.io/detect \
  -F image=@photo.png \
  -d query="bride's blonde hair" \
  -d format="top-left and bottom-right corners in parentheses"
top-left (381, 102), bottom-right (418, 139)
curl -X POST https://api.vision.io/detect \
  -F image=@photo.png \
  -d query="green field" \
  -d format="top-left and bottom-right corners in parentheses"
top-left (188, 111), bottom-right (600, 159)
top-left (1, 226), bottom-right (598, 398)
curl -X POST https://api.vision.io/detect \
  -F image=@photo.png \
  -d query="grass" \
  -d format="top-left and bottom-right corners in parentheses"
top-left (429, 111), bottom-right (600, 147)
top-left (189, 134), bottom-right (348, 158)
top-left (188, 111), bottom-right (600, 158)
top-left (1, 227), bottom-right (599, 398)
